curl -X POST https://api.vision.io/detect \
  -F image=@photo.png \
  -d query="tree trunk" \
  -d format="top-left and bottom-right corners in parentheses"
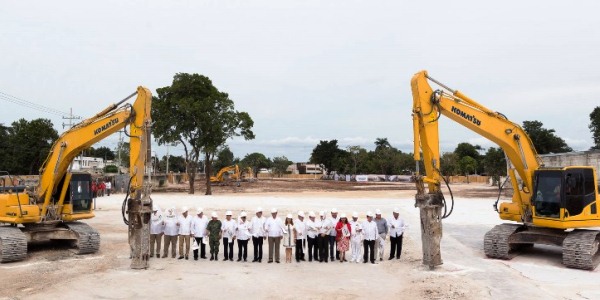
top-left (186, 160), bottom-right (196, 194)
top-left (205, 152), bottom-right (212, 195)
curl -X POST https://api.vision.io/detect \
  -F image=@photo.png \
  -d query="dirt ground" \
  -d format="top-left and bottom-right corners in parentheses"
top-left (1, 180), bottom-right (598, 300)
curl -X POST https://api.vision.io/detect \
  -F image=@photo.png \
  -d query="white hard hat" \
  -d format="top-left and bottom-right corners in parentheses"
top-left (298, 211), bottom-right (305, 217)
top-left (393, 208), bottom-right (400, 214)
top-left (226, 210), bottom-right (232, 216)
top-left (271, 208), bottom-right (278, 213)
top-left (181, 206), bottom-right (189, 213)
top-left (340, 213), bottom-right (347, 219)
top-left (319, 211), bottom-right (325, 217)
top-left (286, 214), bottom-right (293, 219)
top-left (197, 207), bottom-right (203, 214)
top-left (211, 211), bottom-right (218, 218)
top-left (331, 208), bottom-right (338, 213)
top-left (366, 211), bottom-right (373, 217)
top-left (352, 212), bottom-right (358, 218)
top-left (375, 209), bottom-right (381, 215)
top-left (240, 211), bottom-right (247, 217)
top-left (308, 211), bottom-right (316, 218)
top-left (256, 207), bottom-right (263, 212)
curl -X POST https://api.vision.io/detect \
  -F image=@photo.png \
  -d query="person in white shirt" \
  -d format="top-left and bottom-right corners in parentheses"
top-left (105, 180), bottom-right (112, 196)
top-left (388, 208), bottom-right (406, 260)
top-left (162, 207), bottom-right (178, 258)
top-left (191, 207), bottom-right (208, 260)
top-left (236, 211), bottom-right (251, 262)
top-left (327, 208), bottom-right (340, 261)
top-left (177, 206), bottom-right (192, 260)
top-left (250, 207), bottom-right (266, 262)
top-left (317, 211), bottom-right (329, 263)
top-left (150, 205), bottom-right (164, 259)
top-left (362, 211), bottom-right (378, 264)
top-left (221, 211), bottom-right (237, 261)
top-left (264, 208), bottom-right (284, 263)
top-left (294, 211), bottom-right (307, 262)
top-left (349, 211), bottom-right (363, 263)
top-left (305, 211), bottom-right (320, 262)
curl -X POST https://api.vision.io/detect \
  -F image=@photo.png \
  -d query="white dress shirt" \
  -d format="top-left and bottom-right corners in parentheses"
top-left (250, 215), bottom-right (266, 238)
top-left (349, 220), bottom-right (363, 241)
top-left (294, 218), bottom-right (306, 239)
top-left (178, 214), bottom-right (192, 235)
top-left (306, 219), bottom-right (320, 239)
top-left (361, 220), bottom-right (378, 241)
top-left (221, 219), bottom-right (237, 239)
top-left (327, 216), bottom-right (340, 236)
top-left (191, 215), bottom-right (208, 237)
top-left (388, 216), bottom-right (405, 238)
top-left (163, 214), bottom-right (179, 236)
top-left (318, 218), bottom-right (329, 235)
top-left (264, 216), bottom-right (284, 237)
top-left (236, 220), bottom-right (251, 240)
top-left (150, 213), bottom-right (164, 235)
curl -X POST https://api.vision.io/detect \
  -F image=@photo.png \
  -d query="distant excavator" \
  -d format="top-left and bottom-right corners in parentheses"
top-left (210, 165), bottom-right (241, 185)
top-left (411, 70), bottom-right (600, 270)
top-left (0, 87), bottom-right (153, 269)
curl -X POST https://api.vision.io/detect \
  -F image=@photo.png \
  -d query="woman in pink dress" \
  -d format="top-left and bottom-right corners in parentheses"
top-left (335, 213), bottom-right (351, 262)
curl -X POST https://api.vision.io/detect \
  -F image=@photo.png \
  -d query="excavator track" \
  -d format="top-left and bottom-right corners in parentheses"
top-left (0, 226), bottom-right (27, 263)
top-left (562, 230), bottom-right (600, 270)
top-left (64, 222), bottom-right (100, 255)
top-left (483, 223), bottom-right (522, 260)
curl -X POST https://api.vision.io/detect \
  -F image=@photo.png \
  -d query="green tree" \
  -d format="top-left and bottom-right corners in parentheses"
top-left (374, 137), bottom-right (391, 151)
top-left (213, 146), bottom-right (235, 174)
top-left (153, 73), bottom-right (255, 195)
top-left (104, 165), bottom-right (119, 173)
top-left (347, 145), bottom-right (368, 174)
top-left (8, 118), bottom-right (58, 175)
top-left (116, 142), bottom-right (130, 169)
top-left (159, 155), bottom-right (187, 173)
top-left (309, 140), bottom-right (345, 174)
top-left (483, 147), bottom-right (507, 187)
top-left (522, 120), bottom-right (572, 154)
top-left (272, 156), bottom-right (292, 178)
top-left (241, 152), bottom-right (272, 177)
top-left (89, 146), bottom-right (115, 160)
top-left (458, 156), bottom-right (477, 183)
top-left (590, 106), bottom-right (600, 150)
top-left (0, 124), bottom-right (11, 172)
top-left (440, 152), bottom-right (459, 181)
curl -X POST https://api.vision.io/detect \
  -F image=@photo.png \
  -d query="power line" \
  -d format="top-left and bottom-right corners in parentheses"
top-left (0, 90), bottom-right (79, 118)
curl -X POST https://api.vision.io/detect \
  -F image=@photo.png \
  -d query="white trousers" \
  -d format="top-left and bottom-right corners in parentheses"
top-left (350, 237), bottom-right (362, 262)
top-left (376, 233), bottom-right (386, 260)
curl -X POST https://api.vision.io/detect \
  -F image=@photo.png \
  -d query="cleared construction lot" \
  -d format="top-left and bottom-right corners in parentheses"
top-left (1, 182), bottom-right (598, 300)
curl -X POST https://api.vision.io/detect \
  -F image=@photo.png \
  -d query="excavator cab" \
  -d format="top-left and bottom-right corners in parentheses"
top-left (532, 167), bottom-right (599, 222)
top-left (67, 173), bottom-right (93, 213)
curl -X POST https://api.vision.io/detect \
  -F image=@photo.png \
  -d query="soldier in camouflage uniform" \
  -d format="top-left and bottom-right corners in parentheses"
top-left (206, 211), bottom-right (222, 261)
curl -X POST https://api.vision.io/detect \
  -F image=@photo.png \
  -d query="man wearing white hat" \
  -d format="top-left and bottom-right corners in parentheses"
top-left (221, 210), bottom-right (237, 261)
top-left (362, 211), bottom-right (378, 264)
top-left (326, 208), bottom-right (340, 261)
top-left (150, 205), bottom-right (164, 259)
top-left (294, 211), bottom-right (307, 262)
top-left (317, 211), bottom-right (329, 262)
top-left (206, 212), bottom-right (222, 261)
top-left (388, 208), bottom-right (405, 260)
top-left (250, 207), bottom-right (266, 262)
top-left (374, 209), bottom-right (388, 261)
top-left (264, 208), bottom-right (284, 263)
top-left (162, 207), bottom-right (178, 258)
top-left (349, 212), bottom-right (363, 263)
top-left (178, 206), bottom-right (193, 260)
top-left (236, 211), bottom-right (251, 262)
top-left (191, 208), bottom-right (208, 260)
top-left (305, 211), bottom-right (320, 262)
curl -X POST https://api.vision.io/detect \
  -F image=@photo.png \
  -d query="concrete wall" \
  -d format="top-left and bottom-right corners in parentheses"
top-left (540, 150), bottom-right (600, 180)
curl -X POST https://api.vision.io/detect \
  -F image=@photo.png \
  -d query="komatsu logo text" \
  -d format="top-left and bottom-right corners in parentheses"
top-left (451, 106), bottom-right (481, 126)
top-left (94, 118), bottom-right (119, 135)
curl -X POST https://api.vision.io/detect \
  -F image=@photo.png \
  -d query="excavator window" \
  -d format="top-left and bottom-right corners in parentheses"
top-left (533, 171), bottom-right (562, 218)
top-left (68, 173), bottom-right (93, 213)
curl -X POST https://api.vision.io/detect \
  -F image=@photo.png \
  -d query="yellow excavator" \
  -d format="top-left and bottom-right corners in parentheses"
top-left (210, 165), bottom-right (241, 184)
top-left (411, 70), bottom-right (600, 270)
top-left (0, 87), bottom-right (153, 269)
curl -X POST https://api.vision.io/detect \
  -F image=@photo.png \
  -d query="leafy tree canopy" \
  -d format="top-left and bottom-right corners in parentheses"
top-left (589, 106), bottom-right (600, 150)
top-left (241, 152), bottom-right (271, 176)
top-left (272, 156), bottom-right (292, 177)
top-left (522, 120), bottom-right (572, 154)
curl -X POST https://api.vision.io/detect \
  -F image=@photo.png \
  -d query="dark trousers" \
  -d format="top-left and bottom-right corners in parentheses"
top-left (252, 236), bottom-right (263, 260)
top-left (307, 236), bottom-right (318, 261)
top-left (295, 239), bottom-right (304, 261)
top-left (237, 239), bottom-right (248, 260)
top-left (328, 235), bottom-right (339, 260)
top-left (193, 237), bottom-right (206, 259)
top-left (317, 235), bottom-right (328, 262)
top-left (390, 235), bottom-right (403, 258)
top-left (363, 240), bottom-right (375, 263)
top-left (223, 238), bottom-right (234, 260)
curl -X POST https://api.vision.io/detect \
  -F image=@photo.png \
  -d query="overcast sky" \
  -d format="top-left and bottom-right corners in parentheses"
top-left (1, 1), bottom-right (599, 162)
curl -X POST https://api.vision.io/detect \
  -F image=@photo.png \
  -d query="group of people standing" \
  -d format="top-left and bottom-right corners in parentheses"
top-left (150, 206), bottom-right (406, 264)
top-left (91, 179), bottom-right (112, 198)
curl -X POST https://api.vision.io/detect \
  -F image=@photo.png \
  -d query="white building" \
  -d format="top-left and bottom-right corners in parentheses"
top-left (72, 156), bottom-right (105, 173)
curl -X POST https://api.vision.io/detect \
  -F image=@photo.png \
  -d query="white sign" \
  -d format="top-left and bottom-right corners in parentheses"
top-left (355, 175), bottom-right (368, 182)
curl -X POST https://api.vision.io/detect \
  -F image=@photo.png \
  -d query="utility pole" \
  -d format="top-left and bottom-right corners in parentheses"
top-left (62, 108), bottom-right (82, 171)
top-left (166, 143), bottom-right (170, 175)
